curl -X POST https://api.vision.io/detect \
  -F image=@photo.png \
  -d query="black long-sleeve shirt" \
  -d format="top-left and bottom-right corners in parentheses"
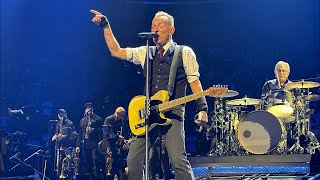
top-left (261, 78), bottom-right (301, 105)
top-left (103, 114), bottom-right (129, 140)
top-left (77, 114), bottom-right (103, 149)
top-left (55, 119), bottom-right (77, 149)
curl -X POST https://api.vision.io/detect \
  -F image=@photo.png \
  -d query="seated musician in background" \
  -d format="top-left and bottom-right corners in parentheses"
top-left (76, 103), bottom-right (104, 179)
top-left (51, 109), bottom-right (77, 179)
top-left (102, 107), bottom-right (129, 180)
top-left (261, 60), bottom-right (301, 108)
top-left (261, 60), bottom-right (291, 98)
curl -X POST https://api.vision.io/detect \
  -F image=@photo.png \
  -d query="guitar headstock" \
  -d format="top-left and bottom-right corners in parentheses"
top-left (207, 85), bottom-right (228, 96)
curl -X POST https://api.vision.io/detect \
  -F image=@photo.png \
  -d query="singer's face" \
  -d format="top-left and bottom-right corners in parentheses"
top-left (276, 64), bottom-right (289, 83)
top-left (151, 16), bottom-right (175, 46)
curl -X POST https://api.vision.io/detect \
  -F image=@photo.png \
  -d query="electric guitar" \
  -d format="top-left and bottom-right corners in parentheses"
top-left (128, 85), bottom-right (228, 136)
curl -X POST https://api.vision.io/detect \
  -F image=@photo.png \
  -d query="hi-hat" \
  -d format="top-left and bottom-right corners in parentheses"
top-left (305, 94), bottom-right (320, 101)
top-left (285, 81), bottom-right (320, 89)
top-left (226, 97), bottom-right (261, 106)
top-left (209, 90), bottom-right (239, 98)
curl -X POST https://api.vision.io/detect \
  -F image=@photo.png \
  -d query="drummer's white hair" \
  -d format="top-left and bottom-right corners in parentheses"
top-left (154, 11), bottom-right (174, 27)
top-left (274, 61), bottom-right (290, 74)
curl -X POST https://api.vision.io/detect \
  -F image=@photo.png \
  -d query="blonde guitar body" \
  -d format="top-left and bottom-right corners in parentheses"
top-left (128, 90), bottom-right (171, 136)
top-left (128, 86), bottom-right (228, 136)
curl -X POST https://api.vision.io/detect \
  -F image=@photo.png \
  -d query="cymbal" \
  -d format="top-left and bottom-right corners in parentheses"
top-left (285, 81), bottom-right (320, 89)
top-left (305, 94), bottom-right (320, 101)
top-left (226, 97), bottom-right (261, 106)
top-left (209, 90), bottom-right (239, 98)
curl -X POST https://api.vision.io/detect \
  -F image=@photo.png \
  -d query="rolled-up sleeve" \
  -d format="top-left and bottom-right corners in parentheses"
top-left (126, 46), bottom-right (146, 67)
top-left (182, 46), bottom-right (200, 83)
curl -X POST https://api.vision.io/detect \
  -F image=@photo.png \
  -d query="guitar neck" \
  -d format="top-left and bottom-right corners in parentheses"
top-left (158, 90), bottom-right (210, 112)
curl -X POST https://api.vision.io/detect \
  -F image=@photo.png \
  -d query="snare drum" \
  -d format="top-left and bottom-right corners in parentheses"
top-left (266, 89), bottom-right (294, 118)
top-left (237, 111), bottom-right (286, 154)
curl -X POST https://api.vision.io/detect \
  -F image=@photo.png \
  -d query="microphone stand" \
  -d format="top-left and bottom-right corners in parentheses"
top-left (137, 32), bottom-right (156, 180)
top-left (144, 37), bottom-right (151, 180)
top-left (138, 32), bottom-right (158, 180)
top-left (9, 149), bottom-right (50, 180)
top-left (10, 149), bottom-right (42, 171)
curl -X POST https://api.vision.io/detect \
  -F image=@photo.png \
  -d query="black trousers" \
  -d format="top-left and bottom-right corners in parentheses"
top-left (81, 148), bottom-right (104, 178)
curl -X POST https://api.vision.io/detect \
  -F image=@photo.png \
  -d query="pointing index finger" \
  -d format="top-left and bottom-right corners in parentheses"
top-left (90, 9), bottom-right (102, 15)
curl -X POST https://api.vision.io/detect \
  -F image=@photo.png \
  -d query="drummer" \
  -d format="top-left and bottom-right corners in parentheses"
top-left (261, 60), bottom-right (292, 99)
top-left (261, 61), bottom-right (302, 117)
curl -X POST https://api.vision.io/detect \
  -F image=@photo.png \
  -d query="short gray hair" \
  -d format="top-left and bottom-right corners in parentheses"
top-left (274, 60), bottom-right (290, 74)
top-left (154, 11), bottom-right (174, 27)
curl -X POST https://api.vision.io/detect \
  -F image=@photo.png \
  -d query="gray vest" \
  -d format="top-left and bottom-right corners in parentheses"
top-left (143, 43), bottom-right (187, 120)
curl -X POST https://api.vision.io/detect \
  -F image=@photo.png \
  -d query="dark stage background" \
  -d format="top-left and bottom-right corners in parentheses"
top-left (1, 0), bottom-right (320, 159)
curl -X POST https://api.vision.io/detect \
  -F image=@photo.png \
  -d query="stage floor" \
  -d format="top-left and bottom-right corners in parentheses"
top-left (188, 154), bottom-right (320, 179)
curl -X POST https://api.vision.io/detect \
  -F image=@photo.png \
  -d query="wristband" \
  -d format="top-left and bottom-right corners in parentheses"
top-left (196, 97), bottom-right (208, 113)
top-left (100, 15), bottom-right (109, 29)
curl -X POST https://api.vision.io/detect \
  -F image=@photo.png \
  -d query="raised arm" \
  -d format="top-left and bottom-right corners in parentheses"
top-left (90, 9), bottom-right (127, 60)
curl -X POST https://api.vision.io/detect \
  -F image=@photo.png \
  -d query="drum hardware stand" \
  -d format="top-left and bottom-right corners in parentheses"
top-left (276, 134), bottom-right (289, 154)
top-left (207, 114), bottom-right (228, 157)
top-left (208, 98), bottom-right (250, 157)
top-left (227, 106), bottom-right (246, 156)
top-left (217, 99), bottom-right (240, 156)
top-left (228, 132), bottom-right (243, 156)
top-left (305, 133), bottom-right (320, 154)
top-left (301, 99), bottom-right (320, 154)
top-left (288, 98), bottom-right (306, 154)
top-left (288, 137), bottom-right (304, 154)
top-left (289, 92), bottom-right (320, 154)
top-left (228, 110), bottom-right (238, 155)
top-left (207, 99), bottom-right (229, 157)
top-left (208, 141), bottom-right (228, 157)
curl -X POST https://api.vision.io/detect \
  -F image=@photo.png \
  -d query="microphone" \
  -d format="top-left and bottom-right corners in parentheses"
top-left (137, 32), bottom-right (158, 39)
top-left (84, 111), bottom-right (88, 116)
top-left (84, 108), bottom-right (92, 116)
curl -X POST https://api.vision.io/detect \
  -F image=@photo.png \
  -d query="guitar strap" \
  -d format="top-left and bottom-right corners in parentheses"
top-left (167, 45), bottom-right (184, 97)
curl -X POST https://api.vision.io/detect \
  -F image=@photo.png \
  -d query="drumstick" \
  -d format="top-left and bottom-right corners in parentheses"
top-left (275, 69), bottom-right (281, 88)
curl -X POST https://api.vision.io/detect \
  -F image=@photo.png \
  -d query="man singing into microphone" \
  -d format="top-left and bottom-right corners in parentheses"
top-left (90, 10), bottom-right (208, 180)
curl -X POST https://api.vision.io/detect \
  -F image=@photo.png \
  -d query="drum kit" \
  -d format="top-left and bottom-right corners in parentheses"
top-left (206, 80), bottom-right (320, 157)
